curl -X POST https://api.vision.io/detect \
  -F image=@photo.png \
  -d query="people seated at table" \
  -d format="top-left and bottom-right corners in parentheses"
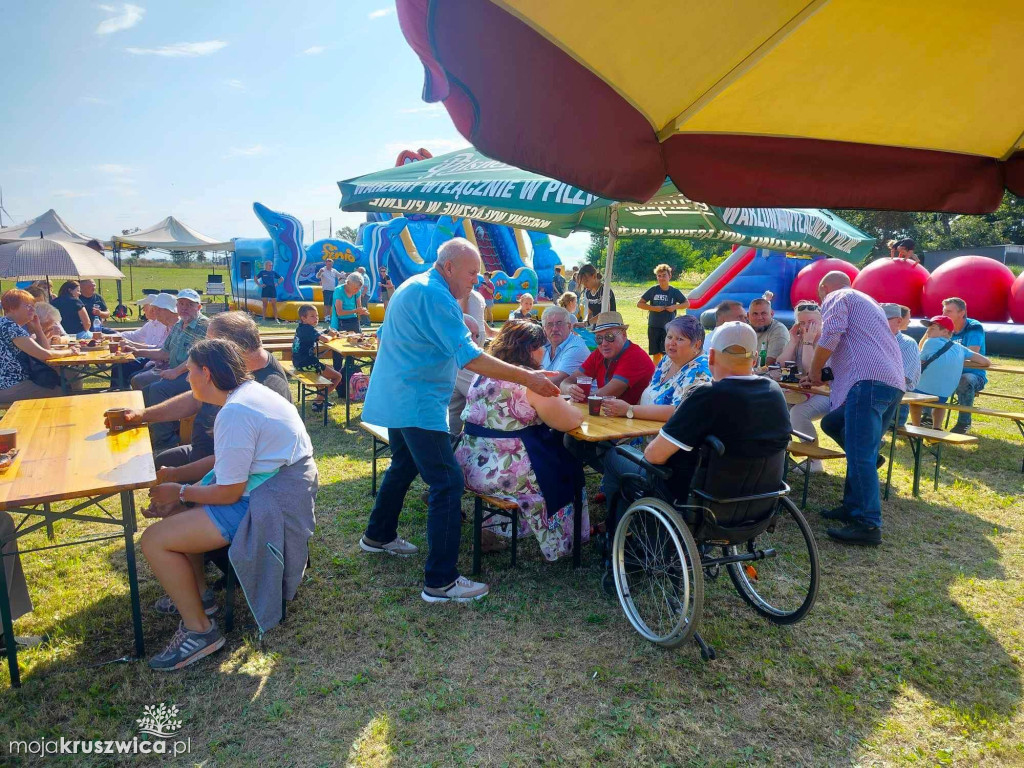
top-left (576, 263), bottom-right (615, 323)
top-left (637, 264), bottom-right (688, 355)
top-left (607, 322), bottom-right (791, 514)
top-left (26, 280), bottom-right (53, 302)
top-left (540, 306), bottom-right (589, 386)
top-left (140, 338), bottom-right (314, 670)
top-left (0, 289), bottom-right (78, 401)
top-left (129, 290), bottom-right (209, 449)
top-left (747, 296), bottom-right (788, 364)
top-left (703, 300), bottom-right (746, 350)
top-left (114, 311), bottom-right (291, 474)
top-left (0, 512), bottom-right (36, 653)
top-left (881, 303), bottom-right (923, 427)
top-left (508, 292), bottom-right (539, 322)
top-left (907, 315), bottom-right (990, 430)
top-left (455, 320), bottom-right (586, 561)
top-left (112, 293), bottom-right (179, 386)
top-left (79, 279), bottom-right (112, 333)
top-left (32, 302), bottom-right (65, 343)
top-left (332, 272), bottom-right (369, 332)
top-left (941, 297), bottom-right (988, 434)
top-left (292, 304), bottom-right (343, 412)
top-left (50, 280), bottom-right (92, 339)
top-left (776, 301), bottom-right (829, 470)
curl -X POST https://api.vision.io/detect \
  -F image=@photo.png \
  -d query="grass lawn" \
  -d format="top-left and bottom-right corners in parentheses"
top-left (1, 281), bottom-right (1023, 766)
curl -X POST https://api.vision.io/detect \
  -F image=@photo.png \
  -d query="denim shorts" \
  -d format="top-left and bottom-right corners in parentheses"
top-left (205, 497), bottom-right (250, 543)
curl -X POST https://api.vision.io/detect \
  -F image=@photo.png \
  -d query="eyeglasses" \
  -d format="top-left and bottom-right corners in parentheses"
top-left (595, 332), bottom-right (621, 344)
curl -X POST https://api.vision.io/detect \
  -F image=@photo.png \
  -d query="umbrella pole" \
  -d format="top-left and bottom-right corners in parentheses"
top-left (601, 204), bottom-right (619, 314)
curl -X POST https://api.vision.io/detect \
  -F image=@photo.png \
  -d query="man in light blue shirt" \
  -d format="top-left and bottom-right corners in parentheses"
top-left (540, 306), bottom-right (590, 385)
top-left (882, 303), bottom-right (921, 426)
top-left (360, 239), bottom-right (559, 604)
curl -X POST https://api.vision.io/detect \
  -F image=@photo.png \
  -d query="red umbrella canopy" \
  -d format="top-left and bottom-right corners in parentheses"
top-left (396, 0), bottom-right (1024, 213)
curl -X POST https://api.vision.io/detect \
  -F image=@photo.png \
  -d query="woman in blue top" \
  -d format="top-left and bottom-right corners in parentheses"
top-left (331, 273), bottom-right (369, 332)
top-left (908, 315), bottom-right (989, 429)
top-left (254, 260), bottom-right (283, 323)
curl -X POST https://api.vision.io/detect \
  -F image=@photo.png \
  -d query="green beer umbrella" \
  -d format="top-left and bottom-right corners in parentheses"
top-left (339, 148), bottom-right (874, 309)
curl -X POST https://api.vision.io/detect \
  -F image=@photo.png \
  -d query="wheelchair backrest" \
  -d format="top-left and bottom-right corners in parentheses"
top-left (690, 448), bottom-right (786, 529)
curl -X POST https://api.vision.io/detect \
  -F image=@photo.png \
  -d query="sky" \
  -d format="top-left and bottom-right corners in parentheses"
top-left (0, 0), bottom-right (591, 264)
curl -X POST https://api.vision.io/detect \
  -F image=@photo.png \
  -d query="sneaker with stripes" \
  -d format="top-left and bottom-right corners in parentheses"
top-left (148, 620), bottom-right (225, 672)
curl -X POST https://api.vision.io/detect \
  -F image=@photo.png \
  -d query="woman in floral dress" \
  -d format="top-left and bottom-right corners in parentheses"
top-left (456, 321), bottom-right (586, 561)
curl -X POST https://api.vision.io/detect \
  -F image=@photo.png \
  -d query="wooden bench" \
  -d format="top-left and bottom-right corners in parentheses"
top-left (280, 361), bottom-right (332, 425)
top-left (359, 422), bottom-right (390, 495)
top-left (787, 440), bottom-right (846, 509)
top-left (942, 403), bottom-right (1024, 473)
top-left (884, 424), bottom-right (978, 498)
top-left (979, 391), bottom-right (1024, 406)
top-left (471, 493), bottom-right (520, 576)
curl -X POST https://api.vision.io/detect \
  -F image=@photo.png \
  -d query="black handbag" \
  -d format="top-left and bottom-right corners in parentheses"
top-left (18, 351), bottom-right (60, 389)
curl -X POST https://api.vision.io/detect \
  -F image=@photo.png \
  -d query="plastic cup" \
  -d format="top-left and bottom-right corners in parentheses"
top-left (0, 429), bottom-right (17, 453)
top-left (588, 396), bottom-right (603, 416)
top-left (92, 331), bottom-right (103, 341)
top-left (108, 341), bottom-right (119, 354)
top-left (579, 377), bottom-right (593, 399)
top-left (105, 408), bottom-right (129, 433)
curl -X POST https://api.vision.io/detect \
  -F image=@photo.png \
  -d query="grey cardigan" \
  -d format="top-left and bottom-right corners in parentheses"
top-left (228, 454), bottom-right (318, 634)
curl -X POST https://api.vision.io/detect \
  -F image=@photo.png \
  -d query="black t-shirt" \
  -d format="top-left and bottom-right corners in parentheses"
top-left (641, 285), bottom-right (687, 328)
top-left (80, 293), bottom-right (108, 319)
top-left (253, 354), bottom-right (291, 400)
top-left (51, 295), bottom-right (87, 334)
top-left (291, 323), bottom-right (325, 368)
top-left (658, 377), bottom-right (791, 500)
top-left (583, 286), bottom-right (615, 318)
top-left (255, 270), bottom-right (281, 289)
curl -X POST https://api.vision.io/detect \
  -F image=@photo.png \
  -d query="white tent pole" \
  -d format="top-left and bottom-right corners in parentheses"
top-left (601, 203), bottom-right (619, 314)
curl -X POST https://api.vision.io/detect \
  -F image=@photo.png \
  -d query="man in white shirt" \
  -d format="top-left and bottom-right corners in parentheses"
top-left (316, 259), bottom-right (343, 321)
top-left (540, 306), bottom-right (589, 385)
top-left (113, 293), bottom-right (179, 388)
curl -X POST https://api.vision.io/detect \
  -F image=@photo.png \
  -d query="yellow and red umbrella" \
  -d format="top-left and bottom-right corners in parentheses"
top-left (396, 0), bottom-right (1024, 212)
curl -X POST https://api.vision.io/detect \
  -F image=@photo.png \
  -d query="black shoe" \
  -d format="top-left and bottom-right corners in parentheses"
top-left (826, 521), bottom-right (881, 546)
top-left (820, 505), bottom-right (852, 522)
top-left (876, 454), bottom-right (886, 469)
top-left (951, 424), bottom-right (970, 435)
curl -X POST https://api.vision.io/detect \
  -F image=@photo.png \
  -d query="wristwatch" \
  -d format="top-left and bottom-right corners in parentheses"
top-left (626, 405), bottom-right (635, 419)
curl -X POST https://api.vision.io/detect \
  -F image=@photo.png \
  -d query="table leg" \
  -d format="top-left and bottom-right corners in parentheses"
top-left (911, 439), bottom-right (922, 497)
top-left (573, 484), bottom-right (583, 569)
top-left (933, 443), bottom-right (943, 491)
top-left (0, 552), bottom-right (20, 688)
top-left (344, 356), bottom-right (352, 429)
top-left (121, 491), bottom-right (145, 659)
top-left (59, 368), bottom-right (69, 395)
top-left (43, 502), bottom-right (54, 541)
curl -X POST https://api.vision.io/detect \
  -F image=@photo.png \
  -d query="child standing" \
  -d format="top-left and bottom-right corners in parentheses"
top-left (292, 304), bottom-right (344, 413)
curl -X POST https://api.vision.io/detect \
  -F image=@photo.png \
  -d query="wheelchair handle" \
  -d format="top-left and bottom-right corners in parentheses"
top-left (790, 428), bottom-right (815, 443)
top-left (703, 435), bottom-right (725, 456)
top-left (614, 445), bottom-right (671, 480)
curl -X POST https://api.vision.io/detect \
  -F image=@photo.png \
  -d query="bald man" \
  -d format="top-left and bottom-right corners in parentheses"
top-left (360, 238), bottom-right (559, 604)
top-left (802, 271), bottom-right (904, 546)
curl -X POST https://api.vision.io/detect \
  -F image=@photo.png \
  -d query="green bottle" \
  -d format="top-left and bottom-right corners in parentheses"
top-left (758, 341), bottom-right (768, 367)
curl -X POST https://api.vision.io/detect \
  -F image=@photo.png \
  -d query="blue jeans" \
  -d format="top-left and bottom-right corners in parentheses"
top-left (365, 427), bottom-right (464, 588)
top-left (820, 381), bottom-right (902, 529)
top-left (953, 371), bottom-right (986, 428)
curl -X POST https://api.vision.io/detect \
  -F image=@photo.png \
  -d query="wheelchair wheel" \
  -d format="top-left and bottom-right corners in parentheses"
top-left (611, 497), bottom-right (703, 648)
top-left (726, 496), bottom-right (819, 624)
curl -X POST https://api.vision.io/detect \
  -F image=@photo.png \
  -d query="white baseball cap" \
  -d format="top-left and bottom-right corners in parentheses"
top-left (136, 295), bottom-right (155, 306)
top-left (176, 288), bottom-right (202, 304)
top-left (150, 293), bottom-right (179, 311)
top-left (708, 321), bottom-right (757, 357)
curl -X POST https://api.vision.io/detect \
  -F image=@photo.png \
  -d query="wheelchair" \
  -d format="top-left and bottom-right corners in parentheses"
top-left (606, 436), bottom-right (819, 660)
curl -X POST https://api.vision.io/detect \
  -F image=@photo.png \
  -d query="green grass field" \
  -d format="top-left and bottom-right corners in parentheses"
top-left (1, 280), bottom-right (1023, 766)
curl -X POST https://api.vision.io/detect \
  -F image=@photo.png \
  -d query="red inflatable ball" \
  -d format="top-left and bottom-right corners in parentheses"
top-left (852, 258), bottom-right (929, 316)
top-left (921, 255), bottom-right (1015, 322)
top-left (789, 258), bottom-right (860, 305)
top-left (1005, 268), bottom-right (1024, 324)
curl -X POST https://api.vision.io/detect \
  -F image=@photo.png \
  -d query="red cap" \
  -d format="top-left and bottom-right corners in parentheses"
top-left (922, 315), bottom-right (955, 332)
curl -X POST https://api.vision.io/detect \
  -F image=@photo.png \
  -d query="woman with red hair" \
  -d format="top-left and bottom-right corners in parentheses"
top-left (0, 289), bottom-right (77, 401)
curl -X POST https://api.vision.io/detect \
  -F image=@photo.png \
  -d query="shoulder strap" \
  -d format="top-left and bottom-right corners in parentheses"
top-left (920, 340), bottom-right (955, 373)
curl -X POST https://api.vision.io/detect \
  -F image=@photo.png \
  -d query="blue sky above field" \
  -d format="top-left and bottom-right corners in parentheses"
top-left (0, 1), bottom-right (590, 263)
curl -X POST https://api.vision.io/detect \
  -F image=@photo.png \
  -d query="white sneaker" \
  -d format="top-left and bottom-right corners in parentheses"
top-left (809, 459), bottom-right (825, 474)
top-left (359, 536), bottom-right (419, 557)
top-left (421, 576), bottom-right (489, 603)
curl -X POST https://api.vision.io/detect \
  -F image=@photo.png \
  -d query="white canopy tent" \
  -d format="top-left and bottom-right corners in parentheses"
top-left (111, 216), bottom-right (234, 252)
top-left (0, 209), bottom-right (105, 246)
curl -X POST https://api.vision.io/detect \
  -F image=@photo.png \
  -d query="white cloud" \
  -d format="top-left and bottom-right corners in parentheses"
top-left (400, 103), bottom-right (445, 117)
top-left (79, 95), bottom-right (110, 105)
top-left (52, 189), bottom-right (93, 199)
top-left (383, 139), bottom-right (468, 158)
top-left (96, 3), bottom-right (144, 35)
top-left (226, 144), bottom-right (268, 158)
top-left (368, 8), bottom-right (392, 19)
top-left (303, 45), bottom-right (326, 56)
top-left (224, 79), bottom-right (245, 90)
top-left (125, 41), bottom-right (227, 57)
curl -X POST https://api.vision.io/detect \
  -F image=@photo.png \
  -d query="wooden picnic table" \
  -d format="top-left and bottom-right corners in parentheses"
top-left (46, 347), bottom-right (136, 392)
top-left (324, 336), bottom-right (380, 428)
top-left (0, 391), bottom-right (155, 687)
top-left (965, 361), bottom-right (1024, 374)
top-left (565, 401), bottom-right (666, 442)
top-left (777, 381), bottom-right (939, 406)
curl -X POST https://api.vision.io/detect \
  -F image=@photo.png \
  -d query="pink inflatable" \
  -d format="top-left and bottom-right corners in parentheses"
top-left (1009, 270), bottom-right (1024, 324)
top-left (921, 255), bottom-right (1015, 322)
top-left (852, 258), bottom-right (930, 316)
top-left (790, 258), bottom-right (860, 305)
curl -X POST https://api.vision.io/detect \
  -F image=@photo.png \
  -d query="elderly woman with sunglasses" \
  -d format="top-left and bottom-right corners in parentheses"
top-left (779, 301), bottom-right (831, 471)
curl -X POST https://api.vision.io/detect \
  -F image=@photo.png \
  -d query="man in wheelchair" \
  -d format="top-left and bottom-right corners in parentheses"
top-left (601, 322), bottom-right (819, 655)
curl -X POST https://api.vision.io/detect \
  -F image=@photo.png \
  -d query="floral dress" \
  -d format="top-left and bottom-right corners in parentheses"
top-left (456, 376), bottom-right (589, 561)
top-left (641, 354), bottom-right (713, 407)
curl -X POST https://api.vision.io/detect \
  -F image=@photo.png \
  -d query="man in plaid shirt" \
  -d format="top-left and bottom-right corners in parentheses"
top-left (802, 272), bottom-right (905, 546)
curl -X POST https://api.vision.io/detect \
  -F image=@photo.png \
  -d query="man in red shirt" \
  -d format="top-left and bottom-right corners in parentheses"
top-left (560, 312), bottom-right (655, 485)
top-left (560, 311), bottom-right (654, 404)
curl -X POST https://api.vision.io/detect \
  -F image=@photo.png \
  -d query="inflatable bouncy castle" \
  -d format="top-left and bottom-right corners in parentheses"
top-left (230, 149), bottom-right (563, 322)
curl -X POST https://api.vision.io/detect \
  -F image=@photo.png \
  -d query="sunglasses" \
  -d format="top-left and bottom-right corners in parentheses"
top-left (795, 303), bottom-right (820, 312)
top-left (595, 332), bottom-right (621, 344)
